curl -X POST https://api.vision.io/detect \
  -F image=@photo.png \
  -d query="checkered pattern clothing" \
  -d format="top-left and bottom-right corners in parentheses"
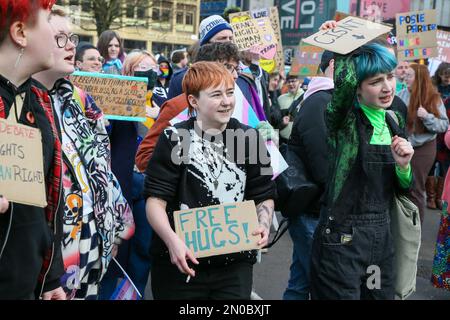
top-left (63, 210), bottom-right (102, 300)
top-left (53, 80), bottom-right (134, 300)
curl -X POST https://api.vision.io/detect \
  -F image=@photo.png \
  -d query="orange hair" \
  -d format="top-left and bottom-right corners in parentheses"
top-left (407, 63), bottom-right (442, 133)
top-left (122, 50), bottom-right (157, 76)
top-left (0, 0), bottom-right (55, 45)
top-left (182, 61), bottom-right (235, 115)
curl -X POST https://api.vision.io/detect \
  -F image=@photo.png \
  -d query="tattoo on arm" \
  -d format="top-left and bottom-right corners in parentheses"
top-left (257, 202), bottom-right (274, 230)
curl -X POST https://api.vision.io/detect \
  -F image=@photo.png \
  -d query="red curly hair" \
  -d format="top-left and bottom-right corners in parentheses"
top-left (0, 0), bottom-right (55, 45)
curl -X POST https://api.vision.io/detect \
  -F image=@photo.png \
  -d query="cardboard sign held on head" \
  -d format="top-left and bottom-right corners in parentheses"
top-left (174, 201), bottom-right (261, 259)
top-left (303, 16), bottom-right (392, 55)
top-left (290, 42), bottom-right (324, 77)
top-left (396, 10), bottom-right (438, 61)
top-left (436, 30), bottom-right (450, 63)
top-left (0, 118), bottom-right (47, 207)
top-left (69, 71), bottom-right (148, 122)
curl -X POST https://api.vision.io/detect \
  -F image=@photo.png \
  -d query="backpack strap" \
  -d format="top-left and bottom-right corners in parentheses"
top-left (263, 217), bottom-right (290, 249)
top-left (385, 109), bottom-right (405, 138)
top-left (386, 110), bottom-right (398, 125)
top-left (288, 92), bottom-right (305, 117)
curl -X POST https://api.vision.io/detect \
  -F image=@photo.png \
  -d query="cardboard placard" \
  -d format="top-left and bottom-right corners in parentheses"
top-left (303, 16), bottom-right (392, 55)
top-left (0, 118), bottom-right (47, 207)
top-left (290, 42), bottom-right (324, 77)
top-left (69, 71), bottom-right (147, 121)
top-left (396, 10), bottom-right (438, 61)
top-left (437, 30), bottom-right (450, 63)
top-left (230, 7), bottom-right (285, 73)
top-left (174, 201), bottom-right (261, 259)
top-left (231, 17), bottom-right (277, 55)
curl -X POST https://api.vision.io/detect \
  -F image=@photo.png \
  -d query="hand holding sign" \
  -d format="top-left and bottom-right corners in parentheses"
top-left (174, 201), bottom-right (261, 259)
top-left (303, 16), bottom-right (392, 55)
top-left (320, 20), bottom-right (338, 30)
top-left (252, 200), bottom-right (274, 247)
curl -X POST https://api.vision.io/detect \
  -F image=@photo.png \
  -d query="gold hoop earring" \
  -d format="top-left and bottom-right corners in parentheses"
top-left (14, 47), bottom-right (25, 69)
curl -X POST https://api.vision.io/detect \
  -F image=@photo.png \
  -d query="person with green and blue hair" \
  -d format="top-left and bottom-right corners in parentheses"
top-left (309, 22), bottom-right (415, 300)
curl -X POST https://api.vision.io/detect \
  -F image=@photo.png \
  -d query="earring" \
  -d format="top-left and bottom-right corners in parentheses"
top-left (14, 47), bottom-right (24, 69)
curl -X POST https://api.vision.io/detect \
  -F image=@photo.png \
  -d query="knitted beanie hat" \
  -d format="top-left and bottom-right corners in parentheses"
top-left (199, 15), bottom-right (233, 46)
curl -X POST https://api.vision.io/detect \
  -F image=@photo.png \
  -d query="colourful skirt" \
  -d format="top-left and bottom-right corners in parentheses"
top-left (431, 202), bottom-right (450, 290)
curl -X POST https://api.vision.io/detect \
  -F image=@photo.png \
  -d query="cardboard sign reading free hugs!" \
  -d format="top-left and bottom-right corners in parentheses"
top-left (174, 201), bottom-right (261, 259)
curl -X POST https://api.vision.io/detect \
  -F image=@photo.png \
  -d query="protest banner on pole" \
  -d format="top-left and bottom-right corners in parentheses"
top-left (230, 7), bottom-right (285, 73)
top-left (0, 118), bottom-right (47, 207)
top-left (396, 10), bottom-right (438, 61)
top-left (174, 201), bottom-right (261, 259)
top-left (436, 30), bottom-right (450, 63)
top-left (69, 71), bottom-right (148, 121)
top-left (303, 16), bottom-right (392, 54)
top-left (290, 42), bottom-right (324, 77)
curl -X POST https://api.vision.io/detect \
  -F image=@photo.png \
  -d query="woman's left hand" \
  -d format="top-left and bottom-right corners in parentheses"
top-left (417, 106), bottom-right (429, 119)
top-left (391, 135), bottom-right (414, 169)
top-left (253, 224), bottom-right (270, 247)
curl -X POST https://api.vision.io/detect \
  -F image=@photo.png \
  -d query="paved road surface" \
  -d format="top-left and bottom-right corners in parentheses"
top-left (145, 209), bottom-right (450, 300)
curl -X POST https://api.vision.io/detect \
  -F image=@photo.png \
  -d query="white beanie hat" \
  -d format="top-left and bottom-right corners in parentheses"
top-left (199, 15), bottom-right (233, 46)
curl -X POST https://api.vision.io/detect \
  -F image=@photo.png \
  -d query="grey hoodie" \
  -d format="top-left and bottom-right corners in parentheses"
top-left (398, 89), bottom-right (449, 147)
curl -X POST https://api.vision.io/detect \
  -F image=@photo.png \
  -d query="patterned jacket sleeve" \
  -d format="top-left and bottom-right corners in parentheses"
top-left (111, 174), bottom-right (135, 241)
top-left (326, 54), bottom-right (358, 136)
top-left (82, 90), bottom-right (135, 241)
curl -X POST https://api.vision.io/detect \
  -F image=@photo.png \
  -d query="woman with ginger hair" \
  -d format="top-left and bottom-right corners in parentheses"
top-left (144, 62), bottom-right (276, 299)
top-left (399, 63), bottom-right (449, 224)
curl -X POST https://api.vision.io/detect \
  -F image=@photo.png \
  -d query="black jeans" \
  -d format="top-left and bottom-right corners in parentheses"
top-left (151, 260), bottom-right (253, 300)
top-left (310, 213), bottom-right (395, 300)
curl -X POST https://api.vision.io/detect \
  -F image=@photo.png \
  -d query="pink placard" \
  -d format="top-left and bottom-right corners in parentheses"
top-left (350, 0), bottom-right (411, 21)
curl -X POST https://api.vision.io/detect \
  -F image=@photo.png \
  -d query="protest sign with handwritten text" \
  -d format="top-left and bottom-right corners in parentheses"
top-left (231, 17), bottom-right (276, 57)
top-left (437, 30), bottom-right (450, 63)
top-left (396, 10), bottom-right (438, 61)
top-left (174, 201), bottom-right (261, 259)
top-left (69, 71), bottom-right (147, 121)
top-left (303, 16), bottom-right (392, 55)
top-left (290, 42), bottom-right (324, 77)
top-left (230, 7), bottom-right (284, 73)
top-left (0, 118), bottom-right (46, 207)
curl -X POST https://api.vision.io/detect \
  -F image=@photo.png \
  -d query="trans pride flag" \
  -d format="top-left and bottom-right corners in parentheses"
top-left (109, 258), bottom-right (143, 300)
top-left (170, 84), bottom-right (259, 128)
top-left (169, 84), bottom-right (287, 179)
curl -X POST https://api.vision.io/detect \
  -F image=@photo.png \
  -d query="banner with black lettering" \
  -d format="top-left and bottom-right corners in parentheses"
top-left (278, 0), bottom-right (336, 47)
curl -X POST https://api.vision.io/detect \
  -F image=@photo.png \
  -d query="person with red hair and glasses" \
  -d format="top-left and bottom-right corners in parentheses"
top-left (0, 0), bottom-right (66, 300)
